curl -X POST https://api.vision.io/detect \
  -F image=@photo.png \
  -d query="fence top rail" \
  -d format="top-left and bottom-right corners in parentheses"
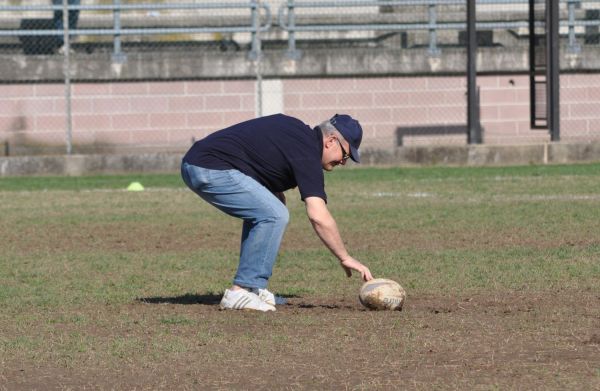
top-left (2, 0), bottom-right (594, 13)
top-left (0, 26), bottom-right (270, 37)
top-left (281, 0), bottom-right (596, 5)
top-left (279, 0), bottom-right (577, 7)
top-left (6, 18), bottom-right (595, 38)
top-left (276, 21), bottom-right (563, 32)
top-left (0, 2), bottom-right (272, 37)
top-left (0, 2), bottom-right (269, 12)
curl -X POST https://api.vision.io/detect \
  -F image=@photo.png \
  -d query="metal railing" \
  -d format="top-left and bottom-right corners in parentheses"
top-left (0, 2), bottom-right (271, 154)
top-left (1, 1), bottom-right (599, 59)
top-left (277, 0), bottom-right (600, 58)
top-left (0, 1), bottom-right (599, 156)
top-left (0, 2), bottom-right (272, 61)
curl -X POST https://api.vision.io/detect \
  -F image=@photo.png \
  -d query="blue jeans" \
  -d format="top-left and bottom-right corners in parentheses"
top-left (181, 162), bottom-right (289, 289)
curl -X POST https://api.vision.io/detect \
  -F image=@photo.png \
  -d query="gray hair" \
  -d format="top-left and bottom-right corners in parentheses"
top-left (318, 120), bottom-right (345, 141)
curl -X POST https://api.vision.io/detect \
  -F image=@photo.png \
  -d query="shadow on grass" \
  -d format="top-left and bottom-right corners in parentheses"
top-left (137, 293), bottom-right (222, 305)
top-left (137, 293), bottom-right (301, 306)
top-left (296, 303), bottom-right (357, 310)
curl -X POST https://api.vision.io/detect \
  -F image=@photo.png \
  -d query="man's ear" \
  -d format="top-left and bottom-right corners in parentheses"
top-left (325, 135), bottom-right (336, 148)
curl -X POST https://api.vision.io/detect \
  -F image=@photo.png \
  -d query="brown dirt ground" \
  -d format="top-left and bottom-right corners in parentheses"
top-left (1, 190), bottom-right (599, 390)
top-left (2, 291), bottom-right (599, 390)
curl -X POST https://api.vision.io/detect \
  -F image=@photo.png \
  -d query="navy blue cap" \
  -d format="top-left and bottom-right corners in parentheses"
top-left (329, 114), bottom-right (362, 163)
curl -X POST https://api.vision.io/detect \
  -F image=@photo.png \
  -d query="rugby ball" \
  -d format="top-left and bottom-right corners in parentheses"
top-left (359, 278), bottom-right (406, 311)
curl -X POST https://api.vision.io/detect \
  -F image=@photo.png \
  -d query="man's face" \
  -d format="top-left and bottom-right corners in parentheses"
top-left (322, 135), bottom-right (350, 171)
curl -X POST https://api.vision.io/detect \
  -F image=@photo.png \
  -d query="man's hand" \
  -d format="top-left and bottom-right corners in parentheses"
top-left (304, 197), bottom-right (373, 282)
top-left (340, 257), bottom-right (373, 281)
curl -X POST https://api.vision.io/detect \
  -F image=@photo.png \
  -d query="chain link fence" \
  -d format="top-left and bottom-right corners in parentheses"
top-left (0, 0), bottom-right (599, 157)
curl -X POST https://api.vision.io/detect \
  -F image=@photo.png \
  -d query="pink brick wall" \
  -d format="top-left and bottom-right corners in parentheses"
top-left (0, 80), bottom-right (256, 154)
top-left (0, 75), bottom-right (599, 155)
top-left (283, 75), bottom-right (599, 148)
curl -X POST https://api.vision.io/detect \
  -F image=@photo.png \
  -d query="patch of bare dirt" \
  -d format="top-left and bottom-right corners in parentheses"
top-left (2, 291), bottom-right (599, 390)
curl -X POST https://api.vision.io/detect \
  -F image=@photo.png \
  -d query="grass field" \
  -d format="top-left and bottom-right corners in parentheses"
top-left (1, 164), bottom-right (599, 390)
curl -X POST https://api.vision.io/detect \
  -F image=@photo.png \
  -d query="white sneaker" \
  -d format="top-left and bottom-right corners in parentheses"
top-left (251, 288), bottom-right (287, 306)
top-left (220, 288), bottom-right (276, 312)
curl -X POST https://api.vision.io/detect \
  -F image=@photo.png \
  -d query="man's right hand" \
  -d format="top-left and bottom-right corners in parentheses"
top-left (304, 197), bottom-right (373, 282)
top-left (340, 257), bottom-right (373, 281)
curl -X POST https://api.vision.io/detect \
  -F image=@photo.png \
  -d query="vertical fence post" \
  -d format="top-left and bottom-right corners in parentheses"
top-left (286, 0), bottom-right (301, 59)
top-left (249, 0), bottom-right (262, 60)
top-left (112, 0), bottom-right (127, 63)
top-left (250, 0), bottom-right (263, 117)
top-left (467, 0), bottom-right (481, 144)
top-left (62, 0), bottom-right (73, 155)
top-left (428, 3), bottom-right (440, 56)
top-left (548, 0), bottom-right (560, 141)
top-left (113, 0), bottom-right (121, 58)
top-left (567, 0), bottom-right (581, 53)
top-left (256, 61), bottom-right (263, 118)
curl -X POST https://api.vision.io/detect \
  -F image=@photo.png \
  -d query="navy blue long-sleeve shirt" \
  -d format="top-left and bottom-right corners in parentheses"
top-left (183, 114), bottom-right (327, 202)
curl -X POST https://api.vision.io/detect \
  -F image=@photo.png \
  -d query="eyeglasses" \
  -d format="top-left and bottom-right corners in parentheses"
top-left (336, 138), bottom-right (351, 162)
